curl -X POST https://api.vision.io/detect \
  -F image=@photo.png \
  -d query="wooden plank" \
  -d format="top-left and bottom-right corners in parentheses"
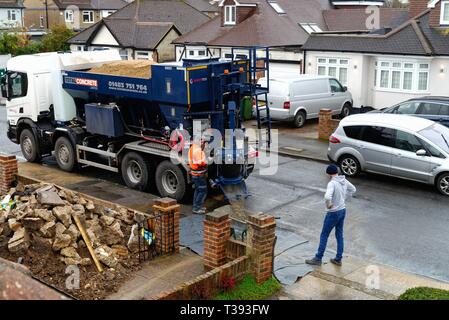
top-left (73, 215), bottom-right (104, 273)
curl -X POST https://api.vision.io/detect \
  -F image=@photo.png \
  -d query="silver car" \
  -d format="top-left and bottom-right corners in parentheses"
top-left (327, 113), bottom-right (449, 196)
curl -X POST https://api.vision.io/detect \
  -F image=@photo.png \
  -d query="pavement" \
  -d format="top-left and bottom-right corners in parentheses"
top-left (106, 247), bottom-right (204, 300)
top-left (278, 256), bottom-right (449, 300)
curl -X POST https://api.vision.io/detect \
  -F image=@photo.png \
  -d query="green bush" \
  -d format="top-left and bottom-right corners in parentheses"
top-left (399, 287), bottom-right (449, 300)
top-left (0, 25), bottom-right (75, 57)
top-left (215, 275), bottom-right (282, 300)
top-left (41, 25), bottom-right (75, 52)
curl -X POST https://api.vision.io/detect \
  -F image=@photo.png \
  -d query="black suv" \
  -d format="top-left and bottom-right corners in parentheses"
top-left (380, 97), bottom-right (449, 128)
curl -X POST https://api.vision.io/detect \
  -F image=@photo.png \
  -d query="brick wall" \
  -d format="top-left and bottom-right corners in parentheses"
top-left (0, 155), bottom-right (18, 195)
top-left (409, 0), bottom-right (429, 18)
top-left (246, 213), bottom-right (276, 284)
top-left (149, 256), bottom-right (249, 300)
top-left (318, 109), bottom-right (340, 141)
top-left (203, 210), bottom-right (231, 269)
top-left (429, 2), bottom-right (442, 27)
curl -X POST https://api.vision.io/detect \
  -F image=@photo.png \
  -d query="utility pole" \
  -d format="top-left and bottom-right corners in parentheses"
top-left (45, 0), bottom-right (49, 29)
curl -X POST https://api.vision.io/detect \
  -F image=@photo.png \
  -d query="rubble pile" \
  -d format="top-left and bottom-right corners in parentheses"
top-left (0, 182), bottom-right (142, 269)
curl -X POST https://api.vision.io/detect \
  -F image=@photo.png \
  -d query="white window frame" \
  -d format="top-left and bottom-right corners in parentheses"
top-left (82, 10), bottom-right (94, 23)
top-left (135, 51), bottom-right (150, 60)
top-left (441, 1), bottom-right (449, 25)
top-left (316, 57), bottom-right (349, 85)
top-left (119, 49), bottom-right (128, 60)
top-left (373, 59), bottom-right (430, 93)
top-left (101, 10), bottom-right (116, 18)
top-left (65, 10), bottom-right (74, 23)
top-left (224, 5), bottom-right (236, 25)
top-left (7, 9), bottom-right (18, 22)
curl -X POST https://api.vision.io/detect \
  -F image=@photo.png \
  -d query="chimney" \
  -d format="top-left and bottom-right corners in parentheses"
top-left (409, 0), bottom-right (429, 18)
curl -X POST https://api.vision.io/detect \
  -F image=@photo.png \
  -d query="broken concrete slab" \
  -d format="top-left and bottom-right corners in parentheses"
top-left (52, 233), bottom-right (72, 251)
top-left (8, 228), bottom-right (30, 253)
top-left (95, 245), bottom-right (118, 268)
top-left (37, 190), bottom-right (65, 206)
top-left (52, 206), bottom-right (72, 227)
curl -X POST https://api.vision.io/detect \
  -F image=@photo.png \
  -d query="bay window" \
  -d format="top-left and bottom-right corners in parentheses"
top-left (317, 57), bottom-right (349, 85)
top-left (374, 60), bottom-right (429, 92)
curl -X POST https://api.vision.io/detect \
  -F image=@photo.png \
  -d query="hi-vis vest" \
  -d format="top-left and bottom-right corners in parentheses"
top-left (188, 143), bottom-right (207, 176)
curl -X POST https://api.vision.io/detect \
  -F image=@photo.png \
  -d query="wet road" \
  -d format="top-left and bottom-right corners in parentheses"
top-left (246, 155), bottom-right (449, 283)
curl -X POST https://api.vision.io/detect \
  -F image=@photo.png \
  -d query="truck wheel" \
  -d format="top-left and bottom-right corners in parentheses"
top-left (121, 152), bottom-right (152, 191)
top-left (55, 136), bottom-right (76, 172)
top-left (155, 161), bottom-right (187, 202)
top-left (20, 129), bottom-right (41, 163)
top-left (293, 110), bottom-right (306, 128)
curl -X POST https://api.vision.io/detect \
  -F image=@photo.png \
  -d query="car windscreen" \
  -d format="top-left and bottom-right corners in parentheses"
top-left (419, 123), bottom-right (449, 154)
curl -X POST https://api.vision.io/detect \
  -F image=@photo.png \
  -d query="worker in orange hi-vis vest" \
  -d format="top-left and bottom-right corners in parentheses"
top-left (188, 135), bottom-right (210, 214)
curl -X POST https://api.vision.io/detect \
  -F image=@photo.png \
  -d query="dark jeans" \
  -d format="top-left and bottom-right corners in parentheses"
top-left (315, 209), bottom-right (346, 262)
top-left (192, 175), bottom-right (208, 212)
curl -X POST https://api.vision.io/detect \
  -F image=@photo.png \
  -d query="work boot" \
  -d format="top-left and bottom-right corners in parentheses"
top-left (330, 258), bottom-right (342, 266)
top-left (305, 258), bottom-right (322, 266)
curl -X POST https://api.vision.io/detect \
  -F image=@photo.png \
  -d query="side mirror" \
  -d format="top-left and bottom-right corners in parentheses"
top-left (343, 86), bottom-right (348, 92)
top-left (416, 149), bottom-right (427, 157)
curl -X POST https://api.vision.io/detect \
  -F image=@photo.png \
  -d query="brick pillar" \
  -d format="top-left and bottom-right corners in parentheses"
top-left (203, 210), bottom-right (231, 270)
top-left (152, 198), bottom-right (180, 254)
top-left (318, 108), bottom-right (340, 141)
top-left (0, 155), bottom-right (18, 195)
top-left (246, 213), bottom-right (276, 284)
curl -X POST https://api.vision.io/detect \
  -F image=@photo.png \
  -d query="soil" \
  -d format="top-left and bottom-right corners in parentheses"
top-left (88, 60), bottom-right (157, 79)
top-left (0, 230), bottom-right (142, 300)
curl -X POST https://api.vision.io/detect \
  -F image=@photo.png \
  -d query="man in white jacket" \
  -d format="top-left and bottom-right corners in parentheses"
top-left (306, 164), bottom-right (356, 266)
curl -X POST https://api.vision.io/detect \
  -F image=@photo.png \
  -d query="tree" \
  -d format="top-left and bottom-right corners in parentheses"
top-left (41, 24), bottom-right (75, 52)
top-left (386, 0), bottom-right (408, 8)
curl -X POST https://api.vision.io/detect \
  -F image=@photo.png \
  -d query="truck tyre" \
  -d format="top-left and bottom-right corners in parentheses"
top-left (55, 136), bottom-right (76, 172)
top-left (436, 173), bottom-right (449, 196)
top-left (155, 161), bottom-right (187, 202)
top-left (293, 110), bottom-right (306, 128)
top-left (121, 152), bottom-right (152, 191)
top-left (20, 129), bottom-right (41, 163)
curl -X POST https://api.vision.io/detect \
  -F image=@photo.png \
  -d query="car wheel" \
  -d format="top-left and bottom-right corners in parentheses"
top-left (436, 173), bottom-right (449, 196)
top-left (155, 161), bottom-right (187, 202)
top-left (293, 110), bottom-right (306, 128)
top-left (121, 152), bottom-right (152, 191)
top-left (339, 155), bottom-right (361, 177)
top-left (55, 136), bottom-right (76, 172)
top-left (340, 103), bottom-right (352, 118)
top-left (20, 129), bottom-right (41, 163)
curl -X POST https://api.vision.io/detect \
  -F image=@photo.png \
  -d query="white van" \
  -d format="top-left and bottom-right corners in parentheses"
top-left (257, 75), bottom-right (353, 128)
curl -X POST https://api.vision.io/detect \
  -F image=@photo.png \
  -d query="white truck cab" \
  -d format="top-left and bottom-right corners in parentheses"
top-left (2, 50), bottom-right (121, 159)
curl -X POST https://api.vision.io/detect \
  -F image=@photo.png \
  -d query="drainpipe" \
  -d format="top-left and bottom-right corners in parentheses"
top-left (302, 50), bottom-right (306, 74)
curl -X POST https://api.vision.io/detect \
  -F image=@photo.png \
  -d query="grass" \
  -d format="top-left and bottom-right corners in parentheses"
top-left (399, 287), bottom-right (449, 300)
top-left (214, 275), bottom-right (282, 300)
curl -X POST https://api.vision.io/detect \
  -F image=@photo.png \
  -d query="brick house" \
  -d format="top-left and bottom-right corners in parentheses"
top-left (67, 0), bottom-right (210, 62)
top-left (303, 0), bottom-right (449, 109)
top-left (23, 0), bottom-right (129, 30)
top-left (0, 0), bottom-right (24, 29)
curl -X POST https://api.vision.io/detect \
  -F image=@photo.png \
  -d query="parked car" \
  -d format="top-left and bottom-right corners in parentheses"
top-left (327, 113), bottom-right (449, 196)
top-left (376, 97), bottom-right (449, 128)
top-left (256, 75), bottom-right (353, 128)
